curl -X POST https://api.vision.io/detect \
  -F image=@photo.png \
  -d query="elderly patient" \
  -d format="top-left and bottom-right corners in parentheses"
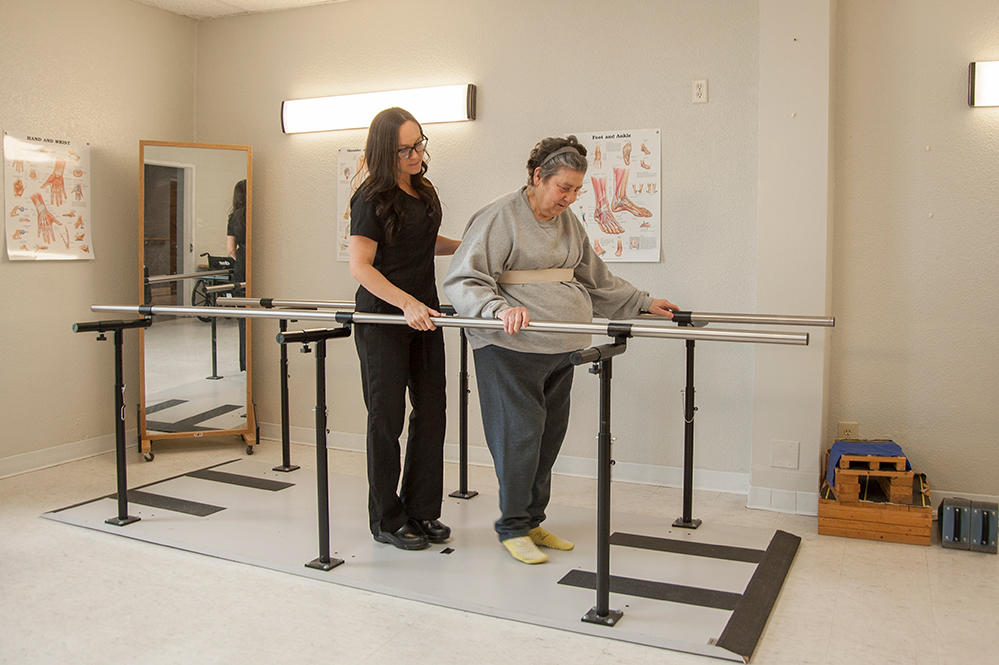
top-left (443, 135), bottom-right (677, 564)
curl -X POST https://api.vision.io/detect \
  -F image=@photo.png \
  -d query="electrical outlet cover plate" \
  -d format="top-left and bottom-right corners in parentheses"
top-left (692, 79), bottom-right (708, 103)
top-left (837, 421), bottom-right (859, 439)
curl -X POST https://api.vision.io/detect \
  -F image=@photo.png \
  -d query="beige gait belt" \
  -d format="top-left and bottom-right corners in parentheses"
top-left (496, 268), bottom-right (574, 285)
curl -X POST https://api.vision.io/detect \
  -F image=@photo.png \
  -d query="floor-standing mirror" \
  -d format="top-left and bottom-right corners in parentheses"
top-left (138, 140), bottom-right (254, 460)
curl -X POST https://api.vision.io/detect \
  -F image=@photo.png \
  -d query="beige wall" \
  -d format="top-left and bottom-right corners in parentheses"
top-left (831, 0), bottom-right (999, 497)
top-left (4, 0), bottom-right (996, 505)
top-left (194, 0), bottom-right (769, 493)
top-left (0, 0), bottom-right (195, 474)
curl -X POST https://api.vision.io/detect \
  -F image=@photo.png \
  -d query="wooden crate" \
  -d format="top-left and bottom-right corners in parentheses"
top-left (818, 498), bottom-right (932, 546)
top-left (838, 454), bottom-right (907, 472)
top-left (834, 467), bottom-right (914, 504)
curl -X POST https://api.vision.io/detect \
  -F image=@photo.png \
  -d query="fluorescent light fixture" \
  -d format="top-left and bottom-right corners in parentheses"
top-left (281, 84), bottom-right (476, 133)
top-left (969, 61), bottom-right (999, 107)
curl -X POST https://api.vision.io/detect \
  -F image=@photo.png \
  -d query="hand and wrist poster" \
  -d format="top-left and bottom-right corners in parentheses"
top-left (4, 130), bottom-right (93, 260)
top-left (336, 147), bottom-right (366, 262)
top-left (569, 128), bottom-right (661, 262)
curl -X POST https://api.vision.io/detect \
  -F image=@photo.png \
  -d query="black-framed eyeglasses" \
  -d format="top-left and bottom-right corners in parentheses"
top-left (397, 136), bottom-right (428, 159)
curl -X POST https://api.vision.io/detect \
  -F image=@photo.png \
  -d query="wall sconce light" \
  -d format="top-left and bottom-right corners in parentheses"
top-left (281, 84), bottom-right (476, 133)
top-left (969, 62), bottom-right (999, 107)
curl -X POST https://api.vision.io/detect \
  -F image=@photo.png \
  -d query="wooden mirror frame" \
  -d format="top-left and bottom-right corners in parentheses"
top-left (137, 140), bottom-right (254, 458)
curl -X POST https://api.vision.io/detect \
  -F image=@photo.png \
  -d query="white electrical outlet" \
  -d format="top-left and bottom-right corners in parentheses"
top-left (837, 421), bottom-right (859, 439)
top-left (692, 79), bottom-right (708, 104)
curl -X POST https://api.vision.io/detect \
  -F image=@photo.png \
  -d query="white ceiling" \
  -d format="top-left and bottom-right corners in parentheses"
top-left (132, 0), bottom-right (347, 20)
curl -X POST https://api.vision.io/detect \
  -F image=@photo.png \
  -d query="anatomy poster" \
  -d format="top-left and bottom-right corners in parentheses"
top-left (569, 128), bottom-right (661, 262)
top-left (4, 131), bottom-right (93, 261)
top-left (336, 147), bottom-right (367, 262)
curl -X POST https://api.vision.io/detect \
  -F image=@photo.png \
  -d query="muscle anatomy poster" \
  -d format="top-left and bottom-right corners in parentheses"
top-left (3, 131), bottom-right (93, 261)
top-left (569, 128), bottom-right (661, 262)
top-left (336, 147), bottom-right (367, 262)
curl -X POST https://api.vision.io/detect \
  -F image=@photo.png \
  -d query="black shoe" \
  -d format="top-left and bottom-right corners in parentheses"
top-left (417, 519), bottom-right (451, 544)
top-left (374, 522), bottom-right (429, 550)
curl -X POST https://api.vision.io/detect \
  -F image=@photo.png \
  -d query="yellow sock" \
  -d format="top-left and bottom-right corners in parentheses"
top-left (529, 527), bottom-right (575, 551)
top-left (501, 536), bottom-right (548, 564)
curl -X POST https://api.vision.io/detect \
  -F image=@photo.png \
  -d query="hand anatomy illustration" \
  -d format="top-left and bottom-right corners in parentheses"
top-left (4, 132), bottom-right (92, 260)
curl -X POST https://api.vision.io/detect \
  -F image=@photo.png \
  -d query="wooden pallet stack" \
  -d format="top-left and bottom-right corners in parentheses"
top-left (818, 450), bottom-right (933, 546)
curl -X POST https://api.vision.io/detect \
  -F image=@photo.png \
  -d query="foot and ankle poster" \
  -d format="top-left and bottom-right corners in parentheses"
top-left (569, 128), bottom-right (660, 263)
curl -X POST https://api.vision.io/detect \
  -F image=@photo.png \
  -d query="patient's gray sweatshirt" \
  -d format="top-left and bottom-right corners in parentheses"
top-left (443, 187), bottom-right (653, 354)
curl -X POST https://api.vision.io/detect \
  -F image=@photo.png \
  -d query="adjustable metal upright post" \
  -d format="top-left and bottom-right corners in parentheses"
top-left (673, 335), bottom-right (701, 529)
top-left (309, 337), bottom-right (338, 569)
top-left (573, 336), bottom-right (629, 627)
top-left (449, 329), bottom-right (477, 499)
top-left (276, 326), bottom-right (351, 571)
top-left (72, 317), bottom-right (152, 526)
top-left (206, 316), bottom-right (222, 380)
top-left (272, 318), bottom-right (299, 473)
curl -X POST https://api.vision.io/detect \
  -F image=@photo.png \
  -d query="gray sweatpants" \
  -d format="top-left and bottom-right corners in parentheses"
top-left (472, 344), bottom-right (575, 540)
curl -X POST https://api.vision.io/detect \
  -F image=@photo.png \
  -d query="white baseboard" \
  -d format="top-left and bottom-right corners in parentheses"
top-left (551, 455), bottom-right (750, 495)
top-left (747, 486), bottom-right (820, 515)
top-left (260, 423), bottom-right (750, 495)
top-left (0, 430), bottom-right (133, 480)
top-left (28, 423), bottom-right (993, 520)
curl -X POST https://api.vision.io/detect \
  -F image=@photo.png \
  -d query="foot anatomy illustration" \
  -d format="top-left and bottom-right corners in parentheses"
top-left (622, 141), bottom-right (632, 166)
top-left (610, 168), bottom-right (651, 218)
top-left (591, 176), bottom-right (624, 234)
top-left (593, 238), bottom-right (606, 256)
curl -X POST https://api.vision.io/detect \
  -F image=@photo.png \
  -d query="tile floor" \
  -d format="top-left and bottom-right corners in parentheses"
top-left (2, 439), bottom-right (996, 665)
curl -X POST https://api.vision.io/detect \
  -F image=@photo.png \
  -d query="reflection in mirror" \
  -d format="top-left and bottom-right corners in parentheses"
top-left (139, 141), bottom-right (253, 457)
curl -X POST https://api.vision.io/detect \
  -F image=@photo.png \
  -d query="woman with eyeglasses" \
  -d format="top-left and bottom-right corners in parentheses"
top-left (349, 107), bottom-right (460, 551)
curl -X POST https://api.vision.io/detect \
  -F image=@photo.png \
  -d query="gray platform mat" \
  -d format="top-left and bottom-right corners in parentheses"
top-left (44, 458), bottom-right (798, 662)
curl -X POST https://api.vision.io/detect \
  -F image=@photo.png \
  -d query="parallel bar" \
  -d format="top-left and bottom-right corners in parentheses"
top-left (206, 283), bottom-right (244, 294)
top-left (219, 297), bottom-right (834, 328)
top-left (219, 297), bottom-right (354, 309)
top-left (91, 304), bottom-right (809, 345)
top-left (145, 269), bottom-right (229, 284)
top-left (636, 311), bottom-right (834, 327)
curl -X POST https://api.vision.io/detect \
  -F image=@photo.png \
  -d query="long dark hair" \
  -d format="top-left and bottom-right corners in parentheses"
top-left (356, 107), bottom-right (439, 243)
top-left (229, 179), bottom-right (246, 216)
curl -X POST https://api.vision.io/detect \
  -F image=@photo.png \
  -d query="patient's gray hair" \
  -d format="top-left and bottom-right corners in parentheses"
top-left (525, 136), bottom-right (588, 186)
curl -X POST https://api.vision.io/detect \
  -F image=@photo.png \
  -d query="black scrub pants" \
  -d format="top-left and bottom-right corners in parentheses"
top-left (355, 322), bottom-right (446, 535)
